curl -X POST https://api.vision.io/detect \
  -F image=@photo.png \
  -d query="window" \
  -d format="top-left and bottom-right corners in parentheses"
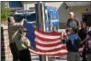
top-left (13, 15), bottom-right (23, 22)
top-left (26, 14), bottom-right (36, 22)
top-left (9, 1), bottom-right (23, 8)
top-left (13, 13), bottom-right (36, 22)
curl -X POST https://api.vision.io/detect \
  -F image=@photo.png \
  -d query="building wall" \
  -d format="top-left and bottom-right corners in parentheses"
top-left (22, 2), bottom-right (36, 10)
top-left (70, 6), bottom-right (90, 21)
top-left (57, 3), bottom-right (69, 23)
top-left (56, 3), bottom-right (69, 28)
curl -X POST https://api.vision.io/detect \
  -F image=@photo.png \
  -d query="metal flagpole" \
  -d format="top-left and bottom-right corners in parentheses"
top-left (35, 2), bottom-right (43, 61)
top-left (35, 1), bottom-right (49, 61)
top-left (41, 2), bottom-right (49, 61)
top-left (90, 2), bottom-right (91, 12)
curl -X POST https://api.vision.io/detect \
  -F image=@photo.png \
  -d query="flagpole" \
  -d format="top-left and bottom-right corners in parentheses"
top-left (35, 2), bottom-right (49, 61)
top-left (39, 2), bottom-right (49, 61)
top-left (41, 2), bottom-right (49, 61)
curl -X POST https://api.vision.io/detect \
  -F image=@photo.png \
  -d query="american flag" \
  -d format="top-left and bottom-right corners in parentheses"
top-left (24, 22), bottom-right (83, 57)
top-left (24, 22), bottom-right (67, 57)
top-left (29, 29), bottom-right (67, 57)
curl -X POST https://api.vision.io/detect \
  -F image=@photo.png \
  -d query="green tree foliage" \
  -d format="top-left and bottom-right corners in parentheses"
top-left (1, 2), bottom-right (12, 22)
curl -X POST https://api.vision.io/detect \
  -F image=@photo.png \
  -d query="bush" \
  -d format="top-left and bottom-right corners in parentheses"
top-left (1, 2), bottom-right (12, 23)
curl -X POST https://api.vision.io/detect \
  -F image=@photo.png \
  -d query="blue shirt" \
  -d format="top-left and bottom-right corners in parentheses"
top-left (66, 33), bottom-right (81, 52)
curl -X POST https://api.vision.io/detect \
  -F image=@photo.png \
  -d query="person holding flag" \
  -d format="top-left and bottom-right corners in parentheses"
top-left (15, 27), bottom-right (31, 61)
top-left (63, 28), bottom-right (81, 61)
top-left (8, 16), bottom-right (25, 61)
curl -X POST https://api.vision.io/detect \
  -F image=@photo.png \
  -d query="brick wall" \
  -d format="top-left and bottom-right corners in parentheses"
top-left (1, 25), bottom-right (13, 61)
top-left (1, 27), bottom-right (5, 61)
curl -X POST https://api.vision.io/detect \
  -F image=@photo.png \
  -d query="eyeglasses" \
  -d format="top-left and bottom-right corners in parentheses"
top-left (22, 31), bottom-right (28, 32)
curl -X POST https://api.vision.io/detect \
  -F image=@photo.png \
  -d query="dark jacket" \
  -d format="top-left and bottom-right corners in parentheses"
top-left (78, 28), bottom-right (87, 46)
top-left (78, 28), bottom-right (87, 40)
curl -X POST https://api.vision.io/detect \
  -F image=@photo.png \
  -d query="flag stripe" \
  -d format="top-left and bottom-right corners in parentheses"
top-left (35, 41), bottom-right (61, 47)
top-left (36, 46), bottom-right (67, 52)
top-left (35, 30), bottom-right (61, 39)
top-left (35, 38), bottom-right (61, 44)
top-left (36, 44), bottom-right (65, 50)
top-left (35, 34), bottom-right (61, 41)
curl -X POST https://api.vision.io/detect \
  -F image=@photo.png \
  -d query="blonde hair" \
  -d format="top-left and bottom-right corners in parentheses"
top-left (69, 12), bottom-right (76, 19)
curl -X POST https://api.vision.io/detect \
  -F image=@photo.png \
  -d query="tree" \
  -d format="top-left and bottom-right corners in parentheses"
top-left (1, 2), bottom-right (12, 23)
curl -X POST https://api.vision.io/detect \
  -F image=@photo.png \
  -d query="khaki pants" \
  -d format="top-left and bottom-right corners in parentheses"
top-left (67, 52), bottom-right (80, 61)
top-left (87, 54), bottom-right (91, 61)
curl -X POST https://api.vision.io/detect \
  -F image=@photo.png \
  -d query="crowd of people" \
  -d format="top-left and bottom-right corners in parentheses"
top-left (62, 12), bottom-right (91, 61)
top-left (7, 11), bottom-right (91, 61)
